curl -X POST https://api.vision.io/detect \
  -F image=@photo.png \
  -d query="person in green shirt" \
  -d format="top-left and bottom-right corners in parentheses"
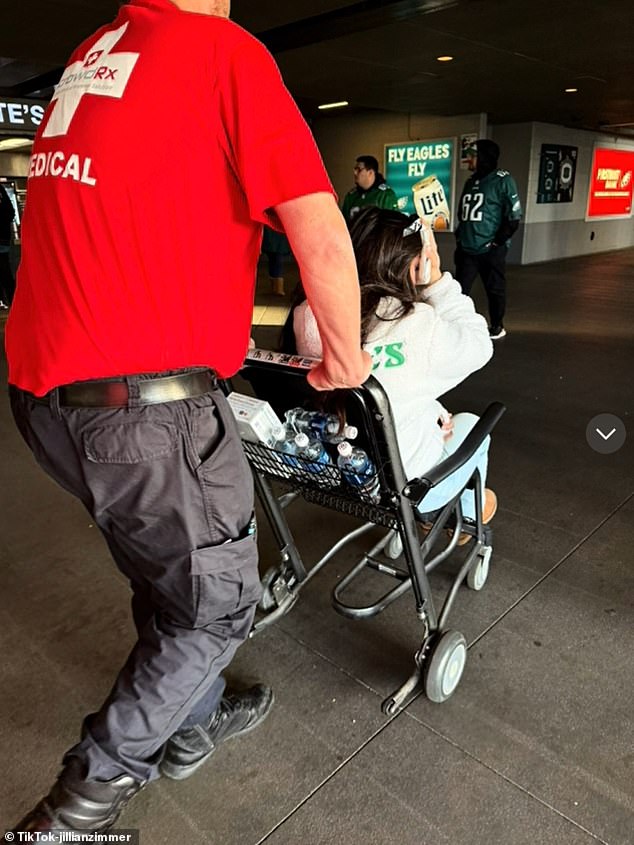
top-left (455, 140), bottom-right (522, 339)
top-left (341, 155), bottom-right (399, 223)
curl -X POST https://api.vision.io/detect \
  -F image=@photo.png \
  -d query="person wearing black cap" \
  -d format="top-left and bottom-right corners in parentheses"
top-left (455, 139), bottom-right (522, 339)
top-left (341, 155), bottom-right (399, 223)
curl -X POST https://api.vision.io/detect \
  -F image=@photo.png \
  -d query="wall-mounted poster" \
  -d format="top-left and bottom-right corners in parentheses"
top-left (384, 138), bottom-right (456, 231)
top-left (586, 147), bottom-right (634, 219)
top-left (460, 133), bottom-right (478, 170)
top-left (537, 144), bottom-right (578, 204)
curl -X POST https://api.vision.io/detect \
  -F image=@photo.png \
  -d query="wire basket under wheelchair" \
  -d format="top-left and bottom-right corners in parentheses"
top-left (242, 440), bottom-right (399, 529)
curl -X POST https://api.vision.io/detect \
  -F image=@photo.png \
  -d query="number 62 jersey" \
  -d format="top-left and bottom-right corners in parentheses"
top-left (456, 169), bottom-right (522, 255)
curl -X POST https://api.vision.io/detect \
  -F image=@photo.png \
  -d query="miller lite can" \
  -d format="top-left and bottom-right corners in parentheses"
top-left (412, 176), bottom-right (450, 231)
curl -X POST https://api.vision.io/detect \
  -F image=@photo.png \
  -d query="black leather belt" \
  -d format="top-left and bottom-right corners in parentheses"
top-left (37, 370), bottom-right (217, 408)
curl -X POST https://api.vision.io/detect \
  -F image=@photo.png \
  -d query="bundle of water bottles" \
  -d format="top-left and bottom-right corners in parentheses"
top-left (273, 408), bottom-right (382, 504)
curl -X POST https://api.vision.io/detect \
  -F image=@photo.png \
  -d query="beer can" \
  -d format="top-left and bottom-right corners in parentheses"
top-left (412, 176), bottom-right (450, 231)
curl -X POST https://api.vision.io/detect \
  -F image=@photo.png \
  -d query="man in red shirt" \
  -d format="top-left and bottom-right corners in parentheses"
top-left (8, 0), bottom-right (371, 836)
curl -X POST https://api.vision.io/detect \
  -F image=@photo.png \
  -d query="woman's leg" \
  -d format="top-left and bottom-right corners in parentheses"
top-left (418, 413), bottom-right (490, 520)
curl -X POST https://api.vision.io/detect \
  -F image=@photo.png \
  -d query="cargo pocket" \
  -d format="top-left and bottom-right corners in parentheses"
top-left (190, 535), bottom-right (261, 627)
top-left (83, 421), bottom-right (179, 464)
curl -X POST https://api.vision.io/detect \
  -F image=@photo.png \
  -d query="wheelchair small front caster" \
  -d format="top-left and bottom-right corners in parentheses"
top-left (385, 530), bottom-right (403, 560)
top-left (381, 697), bottom-right (400, 716)
top-left (466, 545), bottom-right (492, 591)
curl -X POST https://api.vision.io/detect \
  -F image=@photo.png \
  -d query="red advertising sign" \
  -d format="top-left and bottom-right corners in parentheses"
top-left (586, 147), bottom-right (634, 219)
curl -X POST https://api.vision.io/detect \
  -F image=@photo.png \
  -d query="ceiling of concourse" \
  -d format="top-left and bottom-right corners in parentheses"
top-left (1, 0), bottom-right (633, 134)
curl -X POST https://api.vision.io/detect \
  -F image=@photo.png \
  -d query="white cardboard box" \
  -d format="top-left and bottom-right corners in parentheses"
top-left (227, 392), bottom-right (284, 447)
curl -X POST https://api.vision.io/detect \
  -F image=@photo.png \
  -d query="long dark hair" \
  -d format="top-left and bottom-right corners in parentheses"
top-left (279, 206), bottom-right (422, 353)
top-left (349, 206), bottom-right (423, 343)
top-left (276, 207), bottom-right (423, 424)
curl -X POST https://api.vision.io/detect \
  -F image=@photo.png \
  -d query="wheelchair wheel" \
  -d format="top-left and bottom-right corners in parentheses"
top-left (424, 630), bottom-right (467, 702)
top-left (467, 545), bottom-right (492, 591)
top-left (258, 567), bottom-right (280, 611)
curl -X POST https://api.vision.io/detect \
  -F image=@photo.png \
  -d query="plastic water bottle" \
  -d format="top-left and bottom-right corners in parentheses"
top-left (273, 427), bottom-right (303, 468)
top-left (306, 412), bottom-right (341, 440)
top-left (322, 422), bottom-right (358, 445)
top-left (285, 407), bottom-right (357, 445)
top-left (337, 442), bottom-right (381, 503)
top-left (295, 432), bottom-right (333, 475)
top-left (310, 413), bottom-right (357, 444)
top-left (284, 408), bottom-right (316, 433)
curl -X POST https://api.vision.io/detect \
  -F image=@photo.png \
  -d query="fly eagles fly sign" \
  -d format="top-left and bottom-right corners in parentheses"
top-left (384, 138), bottom-right (456, 230)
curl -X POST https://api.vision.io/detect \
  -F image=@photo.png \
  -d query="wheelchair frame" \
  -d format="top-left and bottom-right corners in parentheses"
top-left (225, 349), bottom-right (505, 714)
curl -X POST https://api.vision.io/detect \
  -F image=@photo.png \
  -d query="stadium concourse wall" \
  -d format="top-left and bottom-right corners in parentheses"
top-left (313, 110), bottom-right (634, 265)
top-left (4, 117), bottom-right (634, 266)
top-left (492, 122), bottom-right (634, 264)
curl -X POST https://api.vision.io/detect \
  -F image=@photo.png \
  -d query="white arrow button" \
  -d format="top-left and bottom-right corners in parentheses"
top-left (595, 427), bottom-right (616, 441)
top-left (587, 414), bottom-right (626, 453)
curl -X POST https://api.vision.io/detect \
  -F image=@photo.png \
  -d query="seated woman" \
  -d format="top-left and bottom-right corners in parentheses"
top-left (290, 206), bottom-right (496, 531)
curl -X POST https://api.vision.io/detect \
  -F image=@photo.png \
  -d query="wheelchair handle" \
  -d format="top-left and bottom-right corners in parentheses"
top-left (243, 348), bottom-right (319, 374)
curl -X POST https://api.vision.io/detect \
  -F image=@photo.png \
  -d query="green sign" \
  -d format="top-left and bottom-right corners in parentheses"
top-left (384, 138), bottom-right (456, 230)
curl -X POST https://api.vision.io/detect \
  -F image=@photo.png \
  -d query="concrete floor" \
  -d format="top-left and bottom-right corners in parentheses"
top-left (1, 248), bottom-right (633, 844)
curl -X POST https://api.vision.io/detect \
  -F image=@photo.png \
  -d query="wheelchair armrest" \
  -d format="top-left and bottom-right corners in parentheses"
top-left (403, 402), bottom-right (506, 506)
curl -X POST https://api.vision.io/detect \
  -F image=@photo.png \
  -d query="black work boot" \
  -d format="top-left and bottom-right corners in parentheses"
top-left (160, 684), bottom-right (274, 781)
top-left (12, 756), bottom-right (144, 838)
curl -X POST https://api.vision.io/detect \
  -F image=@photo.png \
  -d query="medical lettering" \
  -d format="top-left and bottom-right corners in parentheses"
top-left (28, 151), bottom-right (97, 186)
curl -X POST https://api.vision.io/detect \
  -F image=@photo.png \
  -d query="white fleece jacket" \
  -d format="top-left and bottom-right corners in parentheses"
top-left (293, 272), bottom-right (493, 479)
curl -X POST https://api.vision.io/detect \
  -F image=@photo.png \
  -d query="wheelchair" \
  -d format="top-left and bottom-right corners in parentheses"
top-left (223, 348), bottom-right (505, 715)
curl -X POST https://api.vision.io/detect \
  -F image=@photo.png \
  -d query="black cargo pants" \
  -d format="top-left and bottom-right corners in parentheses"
top-left (455, 243), bottom-right (508, 328)
top-left (10, 372), bottom-right (261, 784)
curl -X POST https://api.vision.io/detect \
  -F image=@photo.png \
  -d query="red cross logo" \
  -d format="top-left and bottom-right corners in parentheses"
top-left (43, 23), bottom-right (139, 138)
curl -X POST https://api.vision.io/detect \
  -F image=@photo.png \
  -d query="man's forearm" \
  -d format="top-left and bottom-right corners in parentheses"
top-left (275, 193), bottom-right (371, 388)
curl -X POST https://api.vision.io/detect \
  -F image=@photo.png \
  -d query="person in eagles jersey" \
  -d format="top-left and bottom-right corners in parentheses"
top-left (342, 154), bottom-right (399, 222)
top-left (454, 139), bottom-right (522, 340)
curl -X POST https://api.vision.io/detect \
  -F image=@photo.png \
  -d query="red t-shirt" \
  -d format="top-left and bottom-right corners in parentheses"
top-left (6, 0), bottom-right (334, 395)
